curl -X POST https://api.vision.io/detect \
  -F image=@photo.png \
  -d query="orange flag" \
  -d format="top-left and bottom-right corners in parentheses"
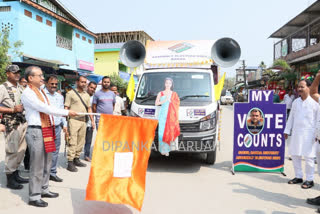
top-left (86, 114), bottom-right (158, 211)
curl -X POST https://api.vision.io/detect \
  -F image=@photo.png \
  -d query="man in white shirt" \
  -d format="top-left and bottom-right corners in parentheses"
top-left (21, 66), bottom-right (77, 207)
top-left (84, 81), bottom-right (97, 162)
top-left (44, 75), bottom-right (68, 182)
top-left (284, 79), bottom-right (319, 189)
top-left (306, 71), bottom-right (320, 208)
top-left (283, 89), bottom-right (295, 118)
top-left (110, 84), bottom-right (126, 116)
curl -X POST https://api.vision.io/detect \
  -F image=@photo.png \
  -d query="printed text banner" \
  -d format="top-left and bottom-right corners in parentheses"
top-left (233, 90), bottom-right (286, 172)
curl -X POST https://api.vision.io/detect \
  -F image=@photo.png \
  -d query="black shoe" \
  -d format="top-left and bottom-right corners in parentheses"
top-left (302, 180), bottom-right (314, 189)
top-left (307, 196), bottom-right (320, 205)
top-left (28, 199), bottom-right (48, 207)
top-left (14, 170), bottom-right (28, 184)
top-left (67, 161), bottom-right (78, 172)
top-left (288, 177), bottom-right (303, 184)
top-left (41, 191), bottom-right (59, 198)
top-left (49, 175), bottom-right (63, 182)
top-left (6, 174), bottom-right (23, 190)
top-left (74, 158), bottom-right (86, 167)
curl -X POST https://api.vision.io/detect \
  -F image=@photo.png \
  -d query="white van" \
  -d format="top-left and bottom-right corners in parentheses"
top-left (130, 68), bottom-right (219, 164)
top-left (121, 39), bottom-right (241, 165)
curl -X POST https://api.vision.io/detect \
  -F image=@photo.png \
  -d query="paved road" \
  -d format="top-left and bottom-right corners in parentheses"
top-left (0, 106), bottom-right (319, 214)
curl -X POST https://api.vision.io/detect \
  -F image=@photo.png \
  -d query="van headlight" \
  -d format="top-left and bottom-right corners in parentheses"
top-left (199, 111), bottom-right (216, 131)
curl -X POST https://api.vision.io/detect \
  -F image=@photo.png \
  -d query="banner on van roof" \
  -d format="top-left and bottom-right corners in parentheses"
top-left (145, 40), bottom-right (215, 69)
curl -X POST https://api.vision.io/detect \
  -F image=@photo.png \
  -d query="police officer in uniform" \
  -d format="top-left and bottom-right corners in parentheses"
top-left (0, 65), bottom-right (28, 189)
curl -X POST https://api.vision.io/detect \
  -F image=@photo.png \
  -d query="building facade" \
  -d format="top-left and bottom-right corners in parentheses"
top-left (270, 1), bottom-right (320, 80)
top-left (94, 31), bottom-right (154, 76)
top-left (0, 0), bottom-right (95, 79)
top-left (94, 43), bottom-right (125, 76)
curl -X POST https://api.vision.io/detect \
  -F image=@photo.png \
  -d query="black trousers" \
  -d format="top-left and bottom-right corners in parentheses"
top-left (84, 127), bottom-right (94, 158)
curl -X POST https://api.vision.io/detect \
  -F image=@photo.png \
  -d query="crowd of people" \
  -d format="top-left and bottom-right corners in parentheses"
top-left (4, 63), bottom-right (320, 211)
top-left (0, 64), bottom-right (127, 207)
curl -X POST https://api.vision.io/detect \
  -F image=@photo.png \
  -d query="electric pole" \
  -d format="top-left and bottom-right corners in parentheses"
top-left (242, 60), bottom-right (246, 89)
top-left (242, 60), bottom-right (247, 101)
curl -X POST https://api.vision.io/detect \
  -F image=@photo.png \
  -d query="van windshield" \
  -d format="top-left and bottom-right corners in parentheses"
top-left (135, 72), bottom-right (212, 106)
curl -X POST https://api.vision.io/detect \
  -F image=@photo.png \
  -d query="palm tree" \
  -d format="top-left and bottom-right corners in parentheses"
top-left (272, 59), bottom-right (291, 72)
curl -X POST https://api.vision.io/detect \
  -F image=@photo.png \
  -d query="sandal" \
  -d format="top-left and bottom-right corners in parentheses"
top-left (301, 180), bottom-right (314, 189)
top-left (288, 178), bottom-right (303, 184)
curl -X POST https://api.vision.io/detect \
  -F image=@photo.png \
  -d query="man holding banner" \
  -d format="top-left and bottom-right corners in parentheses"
top-left (284, 79), bottom-right (319, 189)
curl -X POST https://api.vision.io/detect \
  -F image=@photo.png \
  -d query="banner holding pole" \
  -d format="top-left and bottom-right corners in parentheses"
top-left (233, 90), bottom-right (286, 172)
top-left (214, 72), bottom-right (226, 101)
top-left (126, 71), bottom-right (135, 103)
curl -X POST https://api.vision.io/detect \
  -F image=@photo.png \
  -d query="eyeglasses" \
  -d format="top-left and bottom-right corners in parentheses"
top-left (50, 83), bottom-right (58, 86)
top-left (32, 74), bottom-right (44, 78)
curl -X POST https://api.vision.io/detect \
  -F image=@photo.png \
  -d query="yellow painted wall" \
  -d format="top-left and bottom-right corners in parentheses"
top-left (94, 51), bottom-right (119, 76)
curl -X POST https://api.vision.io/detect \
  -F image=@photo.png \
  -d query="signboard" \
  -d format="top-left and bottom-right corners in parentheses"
top-left (145, 40), bottom-right (215, 68)
top-left (77, 60), bottom-right (94, 72)
top-left (233, 90), bottom-right (286, 172)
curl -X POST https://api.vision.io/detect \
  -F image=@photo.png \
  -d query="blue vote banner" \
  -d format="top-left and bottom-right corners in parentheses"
top-left (233, 90), bottom-right (286, 172)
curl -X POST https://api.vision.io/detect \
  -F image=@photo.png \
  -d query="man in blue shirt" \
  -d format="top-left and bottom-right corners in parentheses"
top-left (92, 76), bottom-right (115, 128)
top-left (44, 75), bottom-right (67, 182)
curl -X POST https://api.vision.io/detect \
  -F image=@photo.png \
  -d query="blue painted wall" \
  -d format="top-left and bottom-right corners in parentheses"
top-left (0, 0), bottom-right (94, 71)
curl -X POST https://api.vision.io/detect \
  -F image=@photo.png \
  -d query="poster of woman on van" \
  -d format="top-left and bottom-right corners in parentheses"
top-left (155, 78), bottom-right (180, 156)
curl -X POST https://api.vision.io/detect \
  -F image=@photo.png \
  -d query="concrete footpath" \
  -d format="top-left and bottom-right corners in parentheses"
top-left (0, 106), bottom-right (319, 214)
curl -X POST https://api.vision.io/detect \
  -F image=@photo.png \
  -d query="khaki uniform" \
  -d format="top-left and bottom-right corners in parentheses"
top-left (0, 81), bottom-right (27, 174)
top-left (65, 89), bottom-right (91, 161)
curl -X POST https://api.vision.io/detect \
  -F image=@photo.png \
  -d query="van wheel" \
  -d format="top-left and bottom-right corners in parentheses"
top-left (206, 149), bottom-right (216, 165)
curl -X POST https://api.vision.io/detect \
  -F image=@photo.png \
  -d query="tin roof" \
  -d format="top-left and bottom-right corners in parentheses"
top-left (270, 1), bottom-right (320, 38)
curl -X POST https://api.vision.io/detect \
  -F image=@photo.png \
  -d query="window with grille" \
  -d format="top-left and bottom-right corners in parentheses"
top-left (56, 20), bottom-right (73, 50)
top-left (0, 6), bottom-right (11, 12)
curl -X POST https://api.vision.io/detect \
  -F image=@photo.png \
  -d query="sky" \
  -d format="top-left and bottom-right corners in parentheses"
top-left (59, 0), bottom-right (317, 77)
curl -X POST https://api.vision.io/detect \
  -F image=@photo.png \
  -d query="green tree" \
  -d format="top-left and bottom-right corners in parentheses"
top-left (0, 29), bottom-right (23, 83)
top-left (272, 59), bottom-right (291, 72)
top-left (109, 72), bottom-right (128, 96)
